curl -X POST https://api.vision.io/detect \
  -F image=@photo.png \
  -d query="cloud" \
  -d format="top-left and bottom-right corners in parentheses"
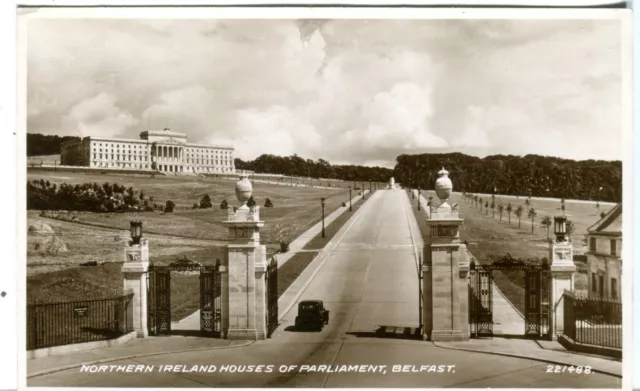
top-left (61, 92), bottom-right (138, 138)
top-left (26, 18), bottom-right (624, 165)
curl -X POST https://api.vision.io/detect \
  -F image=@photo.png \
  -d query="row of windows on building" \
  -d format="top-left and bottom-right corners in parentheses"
top-left (591, 274), bottom-right (618, 300)
top-left (589, 237), bottom-right (618, 257)
top-left (92, 161), bottom-right (233, 173)
top-left (92, 153), bottom-right (231, 165)
top-left (93, 142), bottom-right (232, 155)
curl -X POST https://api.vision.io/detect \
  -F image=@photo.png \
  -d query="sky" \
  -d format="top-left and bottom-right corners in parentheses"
top-left (26, 17), bottom-right (624, 167)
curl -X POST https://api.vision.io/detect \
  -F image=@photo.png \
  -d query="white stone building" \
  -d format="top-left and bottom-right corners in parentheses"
top-left (60, 129), bottom-right (235, 174)
top-left (585, 203), bottom-right (622, 300)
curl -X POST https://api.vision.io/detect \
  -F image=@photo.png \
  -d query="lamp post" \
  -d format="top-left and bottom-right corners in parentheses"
top-left (369, 180), bottom-right (372, 194)
top-left (417, 188), bottom-right (421, 211)
top-left (129, 220), bottom-right (143, 245)
top-left (349, 186), bottom-right (353, 212)
top-left (321, 198), bottom-right (326, 238)
top-left (362, 181), bottom-right (366, 200)
top-left (553, 216), bottom-right (567, 242)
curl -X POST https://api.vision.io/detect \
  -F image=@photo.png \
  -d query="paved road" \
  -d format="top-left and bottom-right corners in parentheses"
top-left (28, 189), bottom-right (621, 388)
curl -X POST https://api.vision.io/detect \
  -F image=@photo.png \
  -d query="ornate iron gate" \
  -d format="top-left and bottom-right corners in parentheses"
top-left (148, 264), bottom-right (171, 336)
top-left (469, 258), bottom-right (550, 339)
top-left (200, 261), bottom-right (222, 336)
top-left (266, 256), bottom-right (278, 337)
top-left (469, 262), bottom-right (493, 337)
top-left (148, 259), bottom-right (222, 337)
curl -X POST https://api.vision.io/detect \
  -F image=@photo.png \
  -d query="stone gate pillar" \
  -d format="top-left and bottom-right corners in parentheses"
top-left (121, 237), bottom-right (149, 338)
top-left (423, 168), bottom-right (470, 341)
top-left (548, 217), bottom-right (576, 340)
top-left (221, 175), bottom-right (268, 340)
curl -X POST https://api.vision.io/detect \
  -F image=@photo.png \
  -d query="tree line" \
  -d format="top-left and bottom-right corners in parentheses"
top-left (234, 154), bottom-right (394, 183)
top-left (395, 152), bottom-right (621, 202)
top-left (27, 133), bottom-right (80, 156)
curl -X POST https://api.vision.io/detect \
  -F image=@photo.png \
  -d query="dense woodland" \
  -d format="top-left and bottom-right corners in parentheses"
top-left (27, 133), bottom-right (80, 156)
top-left (234, 154), bottom-right (393, 183)
top-left (393, 153), bottom-right (622, 202)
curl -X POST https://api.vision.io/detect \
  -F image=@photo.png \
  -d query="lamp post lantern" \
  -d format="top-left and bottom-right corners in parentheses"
top-left (553, 216), bottom-right (567, 242)
top-left (129, 220), bottom-right (143, 245)
top-left (321, 198), bottom-right (326, 238)
top-left (349, 186), bottom-right (353, 212)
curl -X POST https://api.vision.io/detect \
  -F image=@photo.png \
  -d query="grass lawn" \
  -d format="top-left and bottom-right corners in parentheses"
top-left (28, 172), bottom-right (350, 245)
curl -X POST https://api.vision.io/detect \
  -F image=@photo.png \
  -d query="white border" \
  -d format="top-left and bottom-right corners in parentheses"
top-left (4, 5), bottom-right (634, 391)
top-left (13, 0), bottom-right (631, 6)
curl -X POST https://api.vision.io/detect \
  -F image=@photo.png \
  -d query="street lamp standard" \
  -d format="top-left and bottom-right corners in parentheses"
top-left (348, 186), bottom-right (353, 212)
top-left (321, 198), bottom-right (326, 238)
top-left (417, 188), bottom-right (421, 211)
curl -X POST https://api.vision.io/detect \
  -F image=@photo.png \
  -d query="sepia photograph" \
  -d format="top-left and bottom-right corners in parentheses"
top-left (19, 6), bottom-right (631, 389)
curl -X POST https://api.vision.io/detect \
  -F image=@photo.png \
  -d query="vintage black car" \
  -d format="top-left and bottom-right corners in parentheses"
top-left (295, 300), bottom-right (329, 331)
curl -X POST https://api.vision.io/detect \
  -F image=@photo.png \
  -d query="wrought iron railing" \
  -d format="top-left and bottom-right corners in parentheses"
top-left (562, 292), bottom-right (622, 350)
top-left (27, 293), bottom-right (134, 351)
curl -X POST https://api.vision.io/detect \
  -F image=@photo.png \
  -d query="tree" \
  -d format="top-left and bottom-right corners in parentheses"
top-left (515, 205), bottom-right (524, 228)
top-left (220, 199), bottom-right (229, 210)
top-left (139, 190), bottom-right (145, 201)
top-left (247, 196), bottom-right (256, 208)
top-left (264, 197), bottom-right (274, 208)
top-left (491, 201), bottom-right (495, 218)
top-left (165, 200), bottom-right (175, 213)
top-left (528, 208), bottom-right (537, 234)
top-left (561, 204), bottom-right (566, 216)
top-left (541, 216), bottom-right (552, 239)
top-left (506, 203), bottom-right (513, 224)
top-left (498, 204), bottom-right (504, 222)
top-left (192, 203), bottom-right (198, 209)
top-left (600, 211), bottom-right (606, 219)
top-left (484, 201), bottom-right (489, 215)
top-left (199, 194), bottom-right (212, 209)
top-left (525, 199), bottom-right (530, 207)
top-left (566, 220), bottom-right (576, 238)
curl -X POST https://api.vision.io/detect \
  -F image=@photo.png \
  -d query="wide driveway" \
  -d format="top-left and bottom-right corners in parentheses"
top-left (29, 189), bottom-right (620, 388)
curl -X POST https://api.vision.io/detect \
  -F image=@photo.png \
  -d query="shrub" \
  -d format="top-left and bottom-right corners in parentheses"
top-left (264, 198), bottom-right (274, 208)
top-left (220, 199), bottom-right (229, 210)
top-left (247, 196), bottom-right (256, 208)
top-left (341, 202), bottom-right (347, 207)
top-left (199, 194), bottom-right (212, 209)
top-left (192, 203), bottom-right (198, 210)
top-left (279, 241), bottom-right (289, 253)
top-left (165, 200), bottom-right (175, 213)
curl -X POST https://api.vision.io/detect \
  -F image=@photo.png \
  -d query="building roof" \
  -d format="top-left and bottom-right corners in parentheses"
top-left (587, 203), bottom-right (622, 235)
top-left (140, 129), bottom-right (187, 139)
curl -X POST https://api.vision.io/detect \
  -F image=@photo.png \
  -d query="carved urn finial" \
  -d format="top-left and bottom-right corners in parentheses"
top-left (434, 167), bottom-right (453, 211)
top-left (235, 174), bottom-right (252, 208)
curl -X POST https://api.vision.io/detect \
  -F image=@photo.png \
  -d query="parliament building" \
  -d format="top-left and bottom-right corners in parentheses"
top-left (60, 129), bottom-right (235, 174)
